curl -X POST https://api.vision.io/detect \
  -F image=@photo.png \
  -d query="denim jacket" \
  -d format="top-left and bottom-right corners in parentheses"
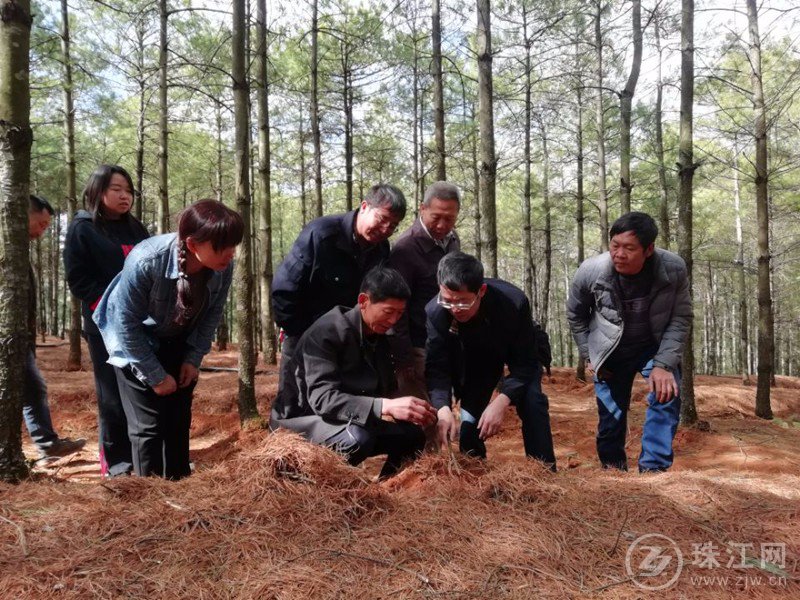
top-left (93, 233), bottom-right (233, 386)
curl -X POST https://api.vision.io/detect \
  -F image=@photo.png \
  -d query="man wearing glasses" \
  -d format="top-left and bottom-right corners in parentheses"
top-left (272, 184), bottom-right (406, 401)
top-left (387, 181), bottom-right (461, 400)
top-left (425, 252), bottom-right (556, 468)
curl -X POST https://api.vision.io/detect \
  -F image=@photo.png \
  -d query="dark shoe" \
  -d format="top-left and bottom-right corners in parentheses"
top-left (40, 437), bottom-right (86, 458)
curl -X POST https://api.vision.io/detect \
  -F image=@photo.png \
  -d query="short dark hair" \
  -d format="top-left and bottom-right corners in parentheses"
top-left (360, 266), bottom-right (410, 303)
top-left (29, 194), bottom-right (54, 215)
top-left (610, 211), bottom-right (658, 248)
top-left (364, 184), bottom-right (406, 220)
top-left (437, 251), bottom-right (484, 293)
top-left (423, 181), bottom-right (461, 206)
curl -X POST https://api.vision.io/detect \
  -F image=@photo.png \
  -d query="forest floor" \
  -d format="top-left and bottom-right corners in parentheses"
top-left (1, 338), bottom-right (799, 599)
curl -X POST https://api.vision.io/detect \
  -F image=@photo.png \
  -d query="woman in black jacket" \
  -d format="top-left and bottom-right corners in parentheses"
top-left (64, 165), bottom-right (150, 477)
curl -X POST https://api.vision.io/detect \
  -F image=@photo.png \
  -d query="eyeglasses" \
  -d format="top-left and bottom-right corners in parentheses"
top-left (372, 208), bottom-right (400, 232)
top-left (436, 293), bottom-right (478, 312)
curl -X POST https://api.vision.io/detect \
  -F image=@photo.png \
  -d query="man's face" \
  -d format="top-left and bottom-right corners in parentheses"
top-left (359, 293), bottom-right (406, 335)
top-left (28, 209), bottom-right (51, 240)
top-left (420, 197), bottom-right (459, 240)
top-left (355, 201), bottom-right (402, 244)
top-left (610, 230), bottom-right (654, 275)
top-left (437, 283), bottom-right (486, 323)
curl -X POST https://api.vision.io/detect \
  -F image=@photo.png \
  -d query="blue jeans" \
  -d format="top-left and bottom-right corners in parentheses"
top-left (594, 350), bottom-right (681, 472)
top-left (23, 351), bottom-right (58, 450)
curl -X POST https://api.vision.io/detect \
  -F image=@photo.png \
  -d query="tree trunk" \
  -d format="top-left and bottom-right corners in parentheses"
top-left (706, 261), bottom-right (717, 375)
top-left (522, 9), bottom-right (533, 304)
top-left (214, 102), bottom-right (227, 350)
top-left (135, 16), bottom-right (146, 222)
top-left (232, 0), bottom-right (260, 424)
top-left (310, 0), bottom-right (323, 219)
top-left (35, 236), bottom-right (44, 340)
top-left (677, 0), bottom-right (697, 425)
top-left (0, 0), bottom-right (33, 481)
top-left (412, 17), bottom-right (420, 214)
top-left (299, 104), bottom-right (307, 226)
top-left (341, 33), bottom-right (354, 211)
top-left (432, 0), bottom-right (446, 180)
top-left (619, 0), bottom-right (641, 214)
top-left (654, 15), bottom-right (670, 249)
top-left (256, 0), bottom-right (277, 366)
top-left (477, 0), bottom-right (497, 276)
top-left (540, 122), bottom-right (552, 331)
top-left (733, 149), bottom-right (750, 384)
top-left (575, 39), bottom-right (586, 381)
top-left (594, 1), bottom-right (608, 251)
top-left (49, 206), bottom-right (60, 336)
top-left (747, 0), bottom-right (773, 419)
top-left (158, 0), bottom-right (169, 233)
top-left (61, 0), bottom-right (81, 371)
top-left (471, 100), bottom-right (481, 261)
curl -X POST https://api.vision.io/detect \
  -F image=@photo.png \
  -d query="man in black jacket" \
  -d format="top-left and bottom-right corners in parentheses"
top-left (271, 267), bottom-right (436, 478)
top-left (272, 184), bottom-right (406, 401)
top-left (426, 252), bottom-right (556, 468)
top-left (387, 181), bottom-right (460, 399)
top-left (25, 195), bottom-right (85, 459)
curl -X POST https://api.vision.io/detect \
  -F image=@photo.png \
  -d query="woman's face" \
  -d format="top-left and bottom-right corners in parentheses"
top-left (101, 173), bottom-right (133, 219)
top-left (187, 239), bottom-right (236, 271)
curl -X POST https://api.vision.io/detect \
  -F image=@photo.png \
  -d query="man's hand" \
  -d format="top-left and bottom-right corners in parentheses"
top-left (648, 366), bottom-right (679, 403)
top-left (152, 374), bottom-right (178, 396)
top-left (381, 396), bottom-right (437, 428)
top-left (178, 363), bottom-right (199, 388)
top-left (477, 393), bottom-right (511, 440)
top-left (436, 406), bottom-right (458, 451)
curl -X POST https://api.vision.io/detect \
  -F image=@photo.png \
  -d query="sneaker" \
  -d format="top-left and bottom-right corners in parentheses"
top-left (40, 437), bottom-right (86, 458)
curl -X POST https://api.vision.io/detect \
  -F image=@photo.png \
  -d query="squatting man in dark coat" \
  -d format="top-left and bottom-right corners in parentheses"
top-left (271, 184), bottom-right (407, 411)
top-left (270, 267), bottom-right (437, 479)
top-left (425, 252), bottom-right (557, 468)
top-left (566, 211), bottom-right (692, 472)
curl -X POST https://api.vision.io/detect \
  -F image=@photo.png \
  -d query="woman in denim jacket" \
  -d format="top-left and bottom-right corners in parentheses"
top-left (94, 200), bottom-right (243, 479)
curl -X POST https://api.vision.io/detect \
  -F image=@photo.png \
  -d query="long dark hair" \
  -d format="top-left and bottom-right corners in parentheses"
top-left (174, 199), bottom-right (244, 326)
top-left (82, 164), bottom-right (147, 235)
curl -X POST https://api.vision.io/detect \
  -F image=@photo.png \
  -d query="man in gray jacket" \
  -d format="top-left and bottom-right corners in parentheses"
top-left (270, 267), bottom-right (436, 479)
top-left (566, 212), bottom-right (691, 472)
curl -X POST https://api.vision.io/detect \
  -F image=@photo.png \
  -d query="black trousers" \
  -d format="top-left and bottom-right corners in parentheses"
top-left (114, 338), bottom-right (195, 480)
top-left (86, 333), bottom-right (132, 476)
top-left (459, 369), bottom-right (557, 470)
top-left (323, 419), bottom-right (427, 479)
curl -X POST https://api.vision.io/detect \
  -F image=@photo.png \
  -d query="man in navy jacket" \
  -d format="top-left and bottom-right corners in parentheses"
top-left (272, 184), bottom-right (407, 399)
top-left (425, 252), bottom-right (556, 468)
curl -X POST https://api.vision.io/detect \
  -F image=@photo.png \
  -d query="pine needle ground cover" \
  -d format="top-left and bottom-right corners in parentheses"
top-left (1, 341), bottom-right (798, 599)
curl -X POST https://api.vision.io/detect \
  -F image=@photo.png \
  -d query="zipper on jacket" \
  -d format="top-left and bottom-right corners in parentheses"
top-left (594, 281), bottom-right (624, 371)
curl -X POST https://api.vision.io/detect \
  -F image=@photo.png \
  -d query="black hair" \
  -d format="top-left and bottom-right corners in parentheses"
top-left (610, 211), bottom-right (658, 249)
top-left (423, 181), bottom-right (461, 206)
top-left (363, 184), bottom-right (407, 220)
top-left (82, 164), bottom-right (136, 222)
top-left (360, 266), bottom-right (411, 303)
top-left (29, 194), bottom-right (55, 215)
top-left (174, 199), bottom-right (244, 326)
top-left (437, 251), bottom-right (484, 293)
